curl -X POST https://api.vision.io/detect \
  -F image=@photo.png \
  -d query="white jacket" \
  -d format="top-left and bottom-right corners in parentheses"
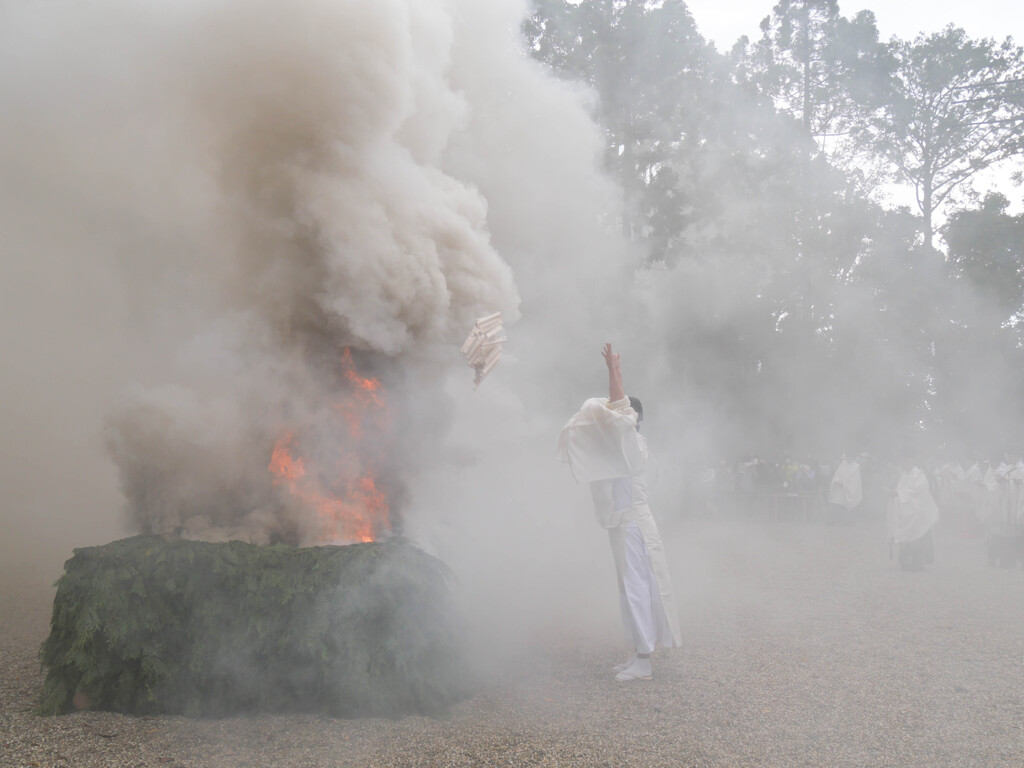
top-left (887, 466), bottom-right (939, 544)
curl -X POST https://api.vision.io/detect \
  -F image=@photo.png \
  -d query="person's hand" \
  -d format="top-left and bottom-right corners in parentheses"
top-left (602, 342), bottom-right (620, 372)
top-left (603, 342), bottom-right (626, 402)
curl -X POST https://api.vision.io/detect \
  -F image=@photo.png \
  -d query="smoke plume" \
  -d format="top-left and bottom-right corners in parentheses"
top-left (0, 0), bottom-right (629, 646)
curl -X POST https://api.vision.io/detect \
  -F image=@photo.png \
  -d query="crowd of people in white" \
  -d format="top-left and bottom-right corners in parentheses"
top-left (690, 450), bottom-right (1024, 571)
top-left (932, 455), bottom-right (1024, 567)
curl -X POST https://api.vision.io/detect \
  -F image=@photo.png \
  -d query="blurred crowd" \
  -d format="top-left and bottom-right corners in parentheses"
top-left (931, 455), bottom-right (1024, 566)
top-left (680, 450), bottom-right (1024, 568)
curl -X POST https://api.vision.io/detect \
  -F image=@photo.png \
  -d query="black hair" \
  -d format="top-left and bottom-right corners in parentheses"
top-left (628, 396), bottom-right (644, 424)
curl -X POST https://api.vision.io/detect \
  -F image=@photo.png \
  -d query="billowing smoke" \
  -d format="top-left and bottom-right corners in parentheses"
top-left (0, 0), bottom-right (629, 605)
top-left (106, 1), bottom-right (537, 545)
top-left (106, 1), bottom-right (546, 545)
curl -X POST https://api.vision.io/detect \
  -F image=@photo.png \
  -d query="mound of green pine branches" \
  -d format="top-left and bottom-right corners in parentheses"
top-left (39, 536), bottom-right (468, 717)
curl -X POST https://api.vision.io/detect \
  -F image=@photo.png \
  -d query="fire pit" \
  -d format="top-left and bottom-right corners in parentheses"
top-left (39, 535), bottom-right (468, 718)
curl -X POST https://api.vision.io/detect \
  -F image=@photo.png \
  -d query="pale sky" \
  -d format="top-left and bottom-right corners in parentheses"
top-left (685, 0), bottom-right (1024, 52)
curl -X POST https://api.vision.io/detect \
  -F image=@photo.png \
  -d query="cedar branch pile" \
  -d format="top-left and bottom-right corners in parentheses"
top-left (39, 536), bottom-right (468, 718)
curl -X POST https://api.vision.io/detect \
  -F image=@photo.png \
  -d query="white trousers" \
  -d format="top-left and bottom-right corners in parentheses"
top-left (617, 521), bottom-right (673, 654)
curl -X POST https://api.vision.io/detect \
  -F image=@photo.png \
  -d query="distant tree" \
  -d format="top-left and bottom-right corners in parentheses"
top-left (859, 27), bottom-right (1024, 250)
top-left (944, 193), bottom-right (1024, 319)
top-left (734, 0), bottom-right (891, 165)
top-left (524, 0), bottom-right (1004, 453)
top-left (525, 0), bottom-right (724, 259)
top-left (924, 195), bottom-right (1024, 448)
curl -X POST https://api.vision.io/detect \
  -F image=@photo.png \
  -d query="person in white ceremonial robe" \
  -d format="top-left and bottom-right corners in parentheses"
top-left (982, 453), bottom-right (1022, 567)
top-left (960, 459), bottom-right (986, 529)
top-left (827, 454), bottom-right (863, 525)
top-left (936, 459), bottom-right (972, 538)
top-left (1009, 457), bottom-right (1024, 525)
top-left (557, 343), bottom-right (682, 681)
top-left (887, 450), bottom-right (939, 571)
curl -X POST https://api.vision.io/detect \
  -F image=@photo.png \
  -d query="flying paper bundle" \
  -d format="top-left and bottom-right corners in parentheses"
top-left (460, 312), bottom-right (506, 387)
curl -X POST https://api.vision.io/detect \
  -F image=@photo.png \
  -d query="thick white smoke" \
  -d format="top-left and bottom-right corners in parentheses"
top-left (6, 0), bottom-right (534, 546)
top-left (0, 0), bottom-right (631, 644)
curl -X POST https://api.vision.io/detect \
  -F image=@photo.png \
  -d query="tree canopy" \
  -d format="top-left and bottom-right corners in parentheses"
top-left (526, 0), bottom-right (1024, 458)
top-left (861, 26), bottom-right (1024, 249)
top-left (737, 0), bottom-right (891, 165)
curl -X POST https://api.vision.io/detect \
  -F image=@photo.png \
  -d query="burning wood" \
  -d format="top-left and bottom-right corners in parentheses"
top-left (460, 312), bottom-right (506, 387)
top-left (39, 536), bottom-right (469, 718)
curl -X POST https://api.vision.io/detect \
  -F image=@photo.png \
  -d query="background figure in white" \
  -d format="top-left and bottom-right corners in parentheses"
top-left (984, 453), bottom-right (1022, 567)
top-left (934, 460), bottom-right (960, 512)
top-left (1009, 458), bottom-right (1024, 566)
top-left (937, 458), bottom-right (976, 540)
top-left (887, 449), bottom-right (940, 571)
top-left (558, 344), bottom-right (682, 681)
top-left (961, 459), bottom-right (986, 533)
top-left (978, 458), bottom-right (1000, 531)
top-left (827, 454), bottom-right (863, 525)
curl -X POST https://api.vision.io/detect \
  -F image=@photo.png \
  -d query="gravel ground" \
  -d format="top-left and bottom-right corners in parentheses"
top-left (3, 515), bottom-right (1024, 767)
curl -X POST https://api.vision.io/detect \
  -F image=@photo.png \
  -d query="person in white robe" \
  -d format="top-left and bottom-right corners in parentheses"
top-left (936, 459), bottom-right (975, 539)
top-left (959, 459), bottom-right (986, 531)
top-left (886, 453), bottom-right (939, 571)
top-left (978, 459), bottom-right (1000, 527)
top-left (934, 461), bottom-right (960, 511)
top-left (1008, 459), bottom-right (1024, 565)
top-left (1008, 459), bottom-right (1024, 526)
top-left (557, 343), bottom-right (682, 681)
top-left (827, 454), bottom-right (863, 524)
top-left (978, 459), bottom-right (1013, 566)
top-left (982, 454), bottom-right (1022, 566)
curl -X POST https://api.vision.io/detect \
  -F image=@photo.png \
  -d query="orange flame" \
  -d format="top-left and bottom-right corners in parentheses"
top-left (336, 348), bottom-right (389, 440)
top-left (269, 433), bottom-right (305, 481)
top-left (268, 350), bottom-right (391, 545)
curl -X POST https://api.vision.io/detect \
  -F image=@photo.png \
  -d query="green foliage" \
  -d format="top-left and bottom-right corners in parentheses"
top-left (930, 194), bottom-right (1024, 445)
top-left (526, 0), bottom-right (736, 263)
top-left (859, 26), bottom-right (1024, 247)
top-left (739, 0), bottom-right (891, 156)
top-left (39, 536), bottom-right (468, 718)
top-left (527, 0), bottom-right (915, 450)
top-left (526, 1), bottom-right (1024, 453)
top-left (945, 193), bottom-right (1024, 316)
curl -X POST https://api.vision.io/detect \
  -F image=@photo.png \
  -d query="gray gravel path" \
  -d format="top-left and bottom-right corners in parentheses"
top-left (3, 516), bottom-right (1023, 767)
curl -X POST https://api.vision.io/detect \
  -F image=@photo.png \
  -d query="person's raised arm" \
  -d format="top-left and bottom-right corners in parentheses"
top-left (602, 343), bottom-right (626, 403)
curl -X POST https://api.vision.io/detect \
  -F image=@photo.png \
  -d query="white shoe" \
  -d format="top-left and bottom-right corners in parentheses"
top-left (614, 657), bottom-right (652, 681)
top-left (613, 654), bottom-right (637, 673)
